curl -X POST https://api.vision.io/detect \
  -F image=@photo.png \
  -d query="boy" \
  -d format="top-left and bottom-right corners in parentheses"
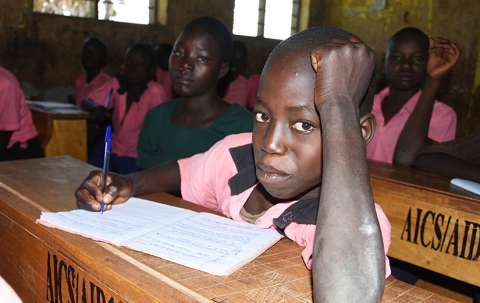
top-left (76, 26), bottom-right (390, 302)
top-left (0, 65), bottom-right (43, 161)
top-left (367, 27), bottom-right (459, 164)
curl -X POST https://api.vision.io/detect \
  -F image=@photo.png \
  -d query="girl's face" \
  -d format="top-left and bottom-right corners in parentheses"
top-left (124, 49), bottom-right (154, 85)
top-left (252, 52), bottom-right (322, 201)
top-left (169, 27), bottom-right (228, 98)
top-left (81, 41), bottom-right (106, 72)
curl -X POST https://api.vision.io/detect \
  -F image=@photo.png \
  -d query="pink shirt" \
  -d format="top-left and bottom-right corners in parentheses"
top-left (0, 276), bottom-right (22, 303)
top-left (155, 67), bottom-right (175, 101)
top-left (367, 87), bottom-right (457, 164)
top-left (223, 75), bottom-right (250, 108)
top-left (74, 70), bottom-right (111, 106)
top-left (247, 74), bottom-right (260, 110)
top-left (0, 66), bottom-right (38, 149)
top-left (87, 78), bottom-right (167, 158)
top-left (178, 133), bottom-right (391, 276)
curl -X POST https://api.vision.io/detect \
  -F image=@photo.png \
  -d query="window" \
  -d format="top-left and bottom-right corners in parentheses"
top-left (233, 0), bottom-right (300, 40)
top-left (33, 0), bottom-right (164, 25)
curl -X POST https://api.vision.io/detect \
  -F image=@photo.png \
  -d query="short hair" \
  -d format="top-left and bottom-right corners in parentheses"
top-left (125, 44), bottom-right (156, 69)
top-left (387, 27), bottom-right (429, 53)
top-left (83, 37), bottom-right (108, 61)
top-left (267, 26), bottom-right (376, 116)
top-left (181, 16), bottom-right (233, 63)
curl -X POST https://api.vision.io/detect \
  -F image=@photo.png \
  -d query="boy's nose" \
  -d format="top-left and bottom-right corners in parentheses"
top-left (262, 123), bottom-right (287, 155)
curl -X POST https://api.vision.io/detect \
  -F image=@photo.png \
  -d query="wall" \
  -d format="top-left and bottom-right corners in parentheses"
top-left (310, 0), bottom-right (480, 136)
top-left (1, 0), bottom-right (477, 136)
top-left (0, 0), bottom-right (278, 102)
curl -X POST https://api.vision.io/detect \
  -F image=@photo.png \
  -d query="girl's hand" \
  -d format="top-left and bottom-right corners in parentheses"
top-left (75, 170), bottom-right (133, 212)
top-left (427, 37), bottom-right (461, 80)
top-left (310, 37), bottom-right (375, 110)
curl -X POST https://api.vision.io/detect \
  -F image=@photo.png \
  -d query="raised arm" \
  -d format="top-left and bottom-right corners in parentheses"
top-left (310, 38), bottom-right (385, 302)
top-left (394, 38), bottom-right (460, 166)
top-left (75, 161), bottom-right (181, 211)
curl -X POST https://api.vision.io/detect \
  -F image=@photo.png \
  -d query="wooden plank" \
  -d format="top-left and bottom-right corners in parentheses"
top-left (44, 119), bottom-right (87, 161)
top-left (369, 160), bottom-right (480, 287)
top-left (28, 106), bottom-right (89, 162)
top-left (0, 156), bottom-right (458, 302)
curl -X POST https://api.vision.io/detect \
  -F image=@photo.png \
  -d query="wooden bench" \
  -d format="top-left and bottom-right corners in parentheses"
top-left (0, 156), bottom-right (457, 302)
top-left (369, 160), bottom-right (480, 288)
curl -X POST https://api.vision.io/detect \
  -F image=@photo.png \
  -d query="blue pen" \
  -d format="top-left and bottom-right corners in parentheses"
top-left (100, 125), bottom-right (112, 213)
top-left (105, 87), bottom-right (113, 108)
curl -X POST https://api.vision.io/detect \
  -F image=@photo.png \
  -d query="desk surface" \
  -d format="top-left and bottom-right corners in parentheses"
top-left (0, 156), bottom-right (457, 302)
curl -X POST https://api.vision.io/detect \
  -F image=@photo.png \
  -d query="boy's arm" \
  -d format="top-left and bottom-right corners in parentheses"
top-left (310, 38), bottom-right (385, 302)
top-left (75, 161), bottom-right (181, 212)
top-left (393, 38), bottom-right (460, 166)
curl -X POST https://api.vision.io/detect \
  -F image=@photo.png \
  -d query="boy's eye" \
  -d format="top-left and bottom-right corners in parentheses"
top-left (414, 56), bottom-right (424, 61)
top-left (292, 121), bottom-right (314, 132)
top-left (254, 112), bottom-right (270, 123)
top-left (173, 50), bottom-right (183, 56)
top-left (197, 56), bottom-right (207, 62)
top-left (389, 55), bottom-right (400, 61)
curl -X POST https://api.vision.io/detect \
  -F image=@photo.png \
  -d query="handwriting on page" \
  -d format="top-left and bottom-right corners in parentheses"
top-left (123, 212), bottom-right (282, 275)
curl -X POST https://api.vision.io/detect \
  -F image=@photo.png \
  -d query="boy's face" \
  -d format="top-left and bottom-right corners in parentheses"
top-left (384, 34), bottom-right (428, 92)
top-left (253, 53), bottom-right (322, 200)
top-left (170, 27), bottom-right (227, 98)
top-left (124, 49), bottom-right (154, 85)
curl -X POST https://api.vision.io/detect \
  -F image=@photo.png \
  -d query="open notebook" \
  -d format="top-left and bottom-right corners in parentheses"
top-left (37, 197), bottom-right (283, 276)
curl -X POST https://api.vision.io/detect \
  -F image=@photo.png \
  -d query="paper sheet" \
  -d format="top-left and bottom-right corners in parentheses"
top-left (37, 197), bottom-right (283, 276)
top-left (451, 178), bottom-right (480, 196)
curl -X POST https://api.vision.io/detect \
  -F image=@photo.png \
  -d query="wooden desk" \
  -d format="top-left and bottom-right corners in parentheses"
top-left (28, 102), bottom-right (89, 162)
top-left (369, 160), bottom-right (480, 288)
top-left (0, 156), bottom-right (457, 302)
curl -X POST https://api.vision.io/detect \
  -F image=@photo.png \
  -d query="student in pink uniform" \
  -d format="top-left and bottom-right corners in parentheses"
top-left (367, 27), bottom-right (458, 164)
top-left (76, 26), bottom-right (390, 301)
top-left (81, 44), bottom-right (167, 174)
top-left (0, 66), bottom-right (43, 161)
top-left (74, 37), bottom-right (111, 106)
top-left (154, 43), bottom-right (176, 101)
top-left (218, 40), bottom-right (250, 108)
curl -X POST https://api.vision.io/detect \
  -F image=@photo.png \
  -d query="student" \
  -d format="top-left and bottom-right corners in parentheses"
top-left (217, 40), bottom-right (250, 108)
top-left (136, 17), bottom-right (253, 169)
top-left (76, 25), bottom-right (390, 301)
top-left (74, 37), bottom-right (111, 106)
top-left (0, 65), bottom-right (44, 161)
top-left (0, 275), bottom-right (22, 303)
top-left (366, 27), bottom-right (459, 164)
top-left (154, 43), bottom-right (176, 101)
top-left (82, 44), bottom-right (167, 174)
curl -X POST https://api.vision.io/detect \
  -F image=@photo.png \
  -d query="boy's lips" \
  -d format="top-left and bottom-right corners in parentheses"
top-left (256, 164), bottom-right (290, 184)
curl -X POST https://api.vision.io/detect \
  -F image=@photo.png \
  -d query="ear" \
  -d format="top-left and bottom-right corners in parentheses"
top-left (218, 63), bottom-right (229, 79)
top-left (359, 113), bottom-right (376, 145)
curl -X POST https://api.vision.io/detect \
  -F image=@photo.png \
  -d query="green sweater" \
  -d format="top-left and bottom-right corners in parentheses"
top-left (137, 99), bottom-right (253, 169)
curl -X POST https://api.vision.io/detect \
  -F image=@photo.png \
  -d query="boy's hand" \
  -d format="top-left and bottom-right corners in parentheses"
top-left (310, 37), bottom-right (375, 109)
top-left (427, 37), bottom-right (461, 80)
top-left (75, 170), bottom-right (133, 212)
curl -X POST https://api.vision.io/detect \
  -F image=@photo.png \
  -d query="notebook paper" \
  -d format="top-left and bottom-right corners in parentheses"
top-left (37, 197), bottom-right (283, 276)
